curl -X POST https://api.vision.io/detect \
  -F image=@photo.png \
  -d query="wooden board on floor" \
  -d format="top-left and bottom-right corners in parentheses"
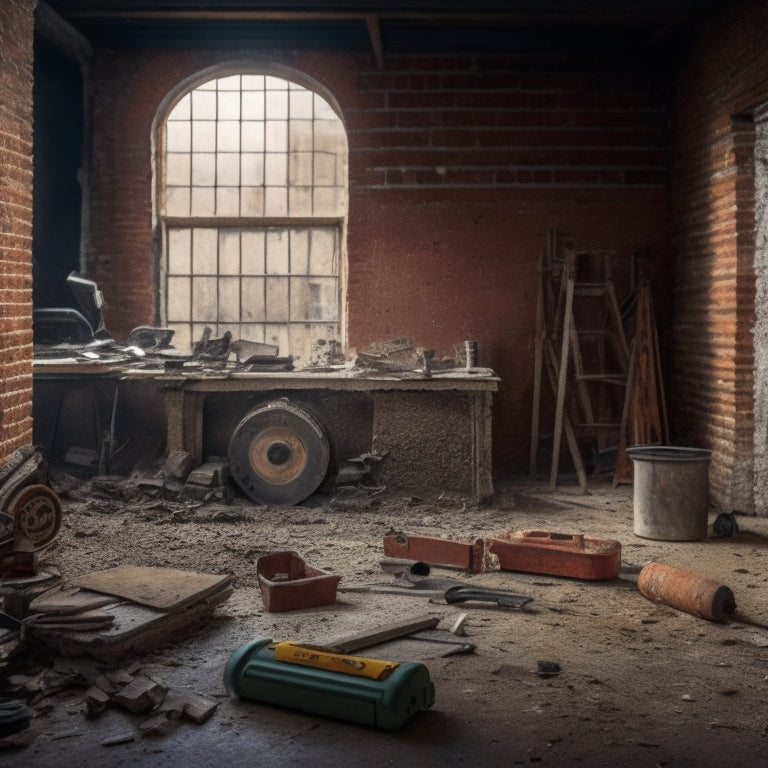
top-left (71, 565), bottom-right (231, 611)
top-left (29, 584), bottom-right (233, 662)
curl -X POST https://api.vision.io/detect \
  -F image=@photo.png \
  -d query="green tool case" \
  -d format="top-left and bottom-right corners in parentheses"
top-left (224, 638), bottom-right (435, 729)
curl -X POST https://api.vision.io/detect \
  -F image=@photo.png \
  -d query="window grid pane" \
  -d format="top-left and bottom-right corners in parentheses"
top-left (163, 74), bottom-right (346, 364)
top-left (166, 225), bottom-right (340, 362)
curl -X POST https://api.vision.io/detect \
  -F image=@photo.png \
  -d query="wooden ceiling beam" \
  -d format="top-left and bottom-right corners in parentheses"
top-left (365, 14), bottom-right (384, 70)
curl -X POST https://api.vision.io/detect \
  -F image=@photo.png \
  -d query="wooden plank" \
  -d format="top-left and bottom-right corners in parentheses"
top-left (550, 261), bottom-right (575, 488)
top-left (529, 256), bottom-right (545, 478)
top-left (28, 585), bottom-right (233, 662)
top-left (544, 337), bottom-right (587, 490)
top-left (317, 614), bottom-right (441, 654)
top-left (29, 586), bottom-right (118, 615)
top-left (71, 566), bottom-right (231, 611)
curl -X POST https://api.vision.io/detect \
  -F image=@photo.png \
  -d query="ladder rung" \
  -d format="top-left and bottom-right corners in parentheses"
top-left (574, 284), bottom-right (609, 297)
top-left (574, 374), bottom-right (627, 383)
top-left (575, 423), bottom-right (621, 429)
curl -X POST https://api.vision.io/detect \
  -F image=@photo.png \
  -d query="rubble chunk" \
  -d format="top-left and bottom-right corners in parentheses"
top-left (113, 676), bottom-right (168, 714)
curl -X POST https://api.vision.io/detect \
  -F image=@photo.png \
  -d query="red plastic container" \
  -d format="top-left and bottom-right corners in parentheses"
top-left (256, 551), bottom-right (341, 612)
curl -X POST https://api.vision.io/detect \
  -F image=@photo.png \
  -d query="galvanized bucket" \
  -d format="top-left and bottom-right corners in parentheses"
top-left (627, 445), bottom-right (712, 541)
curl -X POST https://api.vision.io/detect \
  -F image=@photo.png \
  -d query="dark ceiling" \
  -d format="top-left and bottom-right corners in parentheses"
top-left (39, 1), bottom-right (723, 62)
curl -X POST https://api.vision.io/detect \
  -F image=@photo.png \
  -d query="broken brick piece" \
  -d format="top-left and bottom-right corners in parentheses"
top-left (113, 676), bottom-right (168, 714)
top-left (176, 693), bottom-right (218, 724)
top-left (84, 685), bottom-right (111, 719)
top-left (139, 711), bottom-right (177, 736)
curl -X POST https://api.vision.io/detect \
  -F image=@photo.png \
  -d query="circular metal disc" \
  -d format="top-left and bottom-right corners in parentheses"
top-left (9, 484), bottom-right (63, 548)
top-left (228, 400), bottom-right (330, 505)
top-left (248, 426), bottom-right (308, 485)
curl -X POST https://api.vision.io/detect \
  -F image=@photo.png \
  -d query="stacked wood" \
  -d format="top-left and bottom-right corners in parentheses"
top-left (613, 280), bottom-right (668, 485)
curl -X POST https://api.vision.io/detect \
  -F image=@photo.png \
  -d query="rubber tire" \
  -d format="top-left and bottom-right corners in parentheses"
top-left (228, 400), bottom-right (330, 505)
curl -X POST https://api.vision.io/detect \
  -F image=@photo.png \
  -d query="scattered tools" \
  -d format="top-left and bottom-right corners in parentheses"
top-left (256, 551), bottom-right (340, 612)
top-left (637, 562), bottom-right (736, 622)
top-left (313, 614), bottom-right (475, 660)
top-left (316, 614), bottom-right (440, 654)
top-left (383, 533), bottom-right (482, 571)
top-left (487, 531), bottom-right (621, 580)
top-left (383, 529), bottom-right (621, 580)
top-left (443, 585), bottom-right (532, 609)
top-left (271, 642), bottom-right (400, 681)
top-left (224, 638), bottom-right (435, 729)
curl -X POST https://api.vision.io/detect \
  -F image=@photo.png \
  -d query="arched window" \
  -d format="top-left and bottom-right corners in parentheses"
top-left (157, 71), bottom-right (347, 366)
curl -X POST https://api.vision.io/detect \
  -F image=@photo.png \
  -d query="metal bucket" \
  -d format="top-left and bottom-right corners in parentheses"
top-left (627, 445), bottom-right (712, 541)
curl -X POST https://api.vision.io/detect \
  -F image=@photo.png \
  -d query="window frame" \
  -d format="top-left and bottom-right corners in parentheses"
top-left (151, 63), bottom-right (348, 362)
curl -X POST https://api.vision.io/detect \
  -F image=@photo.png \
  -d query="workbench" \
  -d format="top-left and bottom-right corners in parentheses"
top-left (154, 368), bottom-right (498, 503)
top-left (33, 360), bottom-right (499, 503)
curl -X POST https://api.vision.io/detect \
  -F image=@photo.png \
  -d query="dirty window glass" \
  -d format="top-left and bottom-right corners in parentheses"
top-left (161, 75), bottom-right (347, 365)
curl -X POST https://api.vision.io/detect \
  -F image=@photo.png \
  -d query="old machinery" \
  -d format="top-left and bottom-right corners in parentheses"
top-left (228, 400), bottom-right (330, 505)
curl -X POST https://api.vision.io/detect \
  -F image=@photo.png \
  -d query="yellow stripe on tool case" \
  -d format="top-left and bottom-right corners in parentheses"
top-left (271, 642), bottom-right (400, 680)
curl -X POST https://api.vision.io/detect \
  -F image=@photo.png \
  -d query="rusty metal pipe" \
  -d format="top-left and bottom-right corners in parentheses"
top-left (637, 562), bottom-right (736, 621)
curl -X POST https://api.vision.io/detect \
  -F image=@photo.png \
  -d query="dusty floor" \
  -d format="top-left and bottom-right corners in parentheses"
top-left (3, 473), bottom-right (768, 767)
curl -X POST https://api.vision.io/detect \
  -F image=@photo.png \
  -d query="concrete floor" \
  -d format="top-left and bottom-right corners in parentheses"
top-left (5, 477), bottom-right (768, 768)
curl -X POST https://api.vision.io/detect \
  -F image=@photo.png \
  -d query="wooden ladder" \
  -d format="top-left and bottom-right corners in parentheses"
top-left (530, 242), bottom-right (630, 490)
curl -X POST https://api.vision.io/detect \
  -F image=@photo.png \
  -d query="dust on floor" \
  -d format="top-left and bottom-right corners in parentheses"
top-left (4, 475), bottom-right (768, 768)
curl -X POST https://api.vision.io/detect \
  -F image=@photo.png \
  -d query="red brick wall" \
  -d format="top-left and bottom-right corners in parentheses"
top-left (85, 46), bottom-right (671, 473)
top-left (670, 0), bottom-right (768, 512)
top-left (0, 0), bottom-right (35, 464)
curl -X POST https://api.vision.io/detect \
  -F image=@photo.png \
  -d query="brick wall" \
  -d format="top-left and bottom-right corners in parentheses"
top-left (85, 45), bottom-right (671, 472)
top-left (347, 54), bottom-right (669, 191)
top-left (0, 0), bottom-right (35, 464)
top-left (670, 0), bottom-right (768, 513)
top-left (344, 52), bottom-right (672, 471)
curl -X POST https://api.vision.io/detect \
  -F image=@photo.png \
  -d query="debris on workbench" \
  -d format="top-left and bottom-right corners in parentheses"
top-left (192, 327), bottom-right (232, 361)
top-left (354, 337), bottom-right (422, 372)
top-left (383, 528), bottom-right (622, 580)
top-left (229, 338), bottom-right (279, 363)
top-left (353, 336), bottom-right (465, 377)
top-left (309, 338), bottom-right (345, 367)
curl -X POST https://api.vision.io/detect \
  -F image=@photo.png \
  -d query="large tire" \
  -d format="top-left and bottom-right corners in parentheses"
top-left (228, 400), bottom-right (330, 505)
